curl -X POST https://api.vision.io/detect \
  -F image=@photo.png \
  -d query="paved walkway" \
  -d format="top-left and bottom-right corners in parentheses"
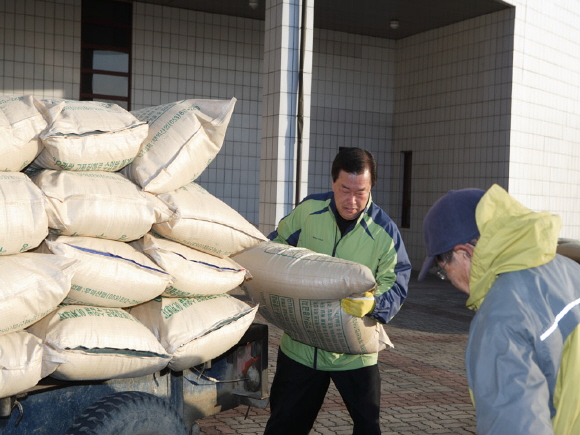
top-left (197, 273), bottom-right (477, 434)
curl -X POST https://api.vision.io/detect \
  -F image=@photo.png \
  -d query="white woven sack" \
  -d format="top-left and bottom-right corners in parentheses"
top-left (45, 236), bottom-right (172, 307)
top-left (0, 95), bottom-right (51, 171)
top-left (0, 253), bottom-right (78, 336)
top-left (0, 172), bottom-right (48, 255)
top-left (27, 306), bottom-right (171, 381)
top-left (0, 331), bottom-right (44, 399)
top-left (134, 233), bottom-right (247, 297)
top-left (128, 295), bottom-right (257, 371)
top-left (152, 182), bottom-right (266, 257)
top-left (123, 98), bottom-right (236, 194)
top-left (35, 99), bottom-right (148, 171)
top-left (233, 241), bottom-right (392, 354)
top-left (31, 170), bottom-right (171, 241)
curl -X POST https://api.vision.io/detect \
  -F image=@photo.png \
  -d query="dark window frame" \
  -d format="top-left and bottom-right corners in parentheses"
top-left (401, 151), bottom-right (412, 228)
top-left (80, 0), bottom-right (132, 109)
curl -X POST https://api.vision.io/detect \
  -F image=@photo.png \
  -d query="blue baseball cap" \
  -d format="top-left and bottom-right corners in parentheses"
top-left (418, 188), bottom-right (485, 280)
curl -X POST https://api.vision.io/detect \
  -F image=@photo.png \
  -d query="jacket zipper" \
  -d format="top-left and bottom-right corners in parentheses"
top-left (332, 222), bottom-right (341, 257)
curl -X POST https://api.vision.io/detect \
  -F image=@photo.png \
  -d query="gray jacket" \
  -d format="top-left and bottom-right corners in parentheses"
top-left (466, 254), bottom-right (580, 434)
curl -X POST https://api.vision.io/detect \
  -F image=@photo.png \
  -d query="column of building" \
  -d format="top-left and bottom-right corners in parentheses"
top-left (259, 0), bottom-right (314, 235)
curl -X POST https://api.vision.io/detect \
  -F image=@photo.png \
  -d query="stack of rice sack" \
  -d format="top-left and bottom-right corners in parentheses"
top-left (24, 98), bottom-right (173, 383)
top-left (0, 95), bottom-right (75, 397)
top-left (0, 95), bottom-right (265, 397)
top-left (122, 98), bottom-right (264, 371)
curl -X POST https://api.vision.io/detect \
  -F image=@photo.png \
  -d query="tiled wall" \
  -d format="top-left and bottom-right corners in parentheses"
top-left (309, 30), bottom-right (396, 211)
top-left (0, 0), bottom-right (81, 99)
top-left (394, 10), bottom-right (515, 267)
top-left (504, 0), bottom-right (580, 239)
top-left (2, 0), bottom-right (580, 268)
top-left (132, 3), bottom-right (264, 227)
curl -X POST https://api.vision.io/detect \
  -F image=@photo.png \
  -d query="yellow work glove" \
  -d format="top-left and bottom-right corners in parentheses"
top-left (341, 291), bottom-right (376, 317)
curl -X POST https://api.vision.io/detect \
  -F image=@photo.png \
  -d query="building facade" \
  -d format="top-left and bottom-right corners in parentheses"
top-left (1, 0), bottom-right (579, 272)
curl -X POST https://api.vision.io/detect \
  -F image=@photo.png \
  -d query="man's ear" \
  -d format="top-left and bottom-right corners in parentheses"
top-left (453, 243), bottom-right (476, 259)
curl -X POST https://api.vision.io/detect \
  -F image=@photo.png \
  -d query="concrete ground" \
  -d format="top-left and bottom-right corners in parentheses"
top-left (196, 273), bottom-right (477, 434)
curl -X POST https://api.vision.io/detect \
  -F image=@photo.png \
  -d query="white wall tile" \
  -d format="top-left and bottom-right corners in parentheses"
top-left (133, 3), bottom-right (265, 226)
top-left (0, 0), bottom-right (81, 100)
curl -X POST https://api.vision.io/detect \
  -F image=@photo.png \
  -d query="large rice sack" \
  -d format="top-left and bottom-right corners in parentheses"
top-left (0, 95), bottom-right (50, 171)
top-left (31, 170), bottom-right (171, 241)
top-left (43, 236), bottom-right (172, 307)
top-left (0, 253), bottom-right (78, 336)
top-left (28, 306), bottom-right (171, 381)
top-left (127, 295), bottom-right (258, 371)
top-left (233, 241), bottom-right (392, 354)
top-left (0, 331), bottom-right (44, 398)
top-left (152, 182), bottom-right (266, 257)
top-left (34, 99), bottom-right (148, 171)
top-left (134, 233), bottom-right (247, 297)
top-left (0, 172), bottom-right (48, 255)
top-left (122, 98), bottom-right (236, 194)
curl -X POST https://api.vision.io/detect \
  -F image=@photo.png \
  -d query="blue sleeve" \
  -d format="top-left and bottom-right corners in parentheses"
top-left (369, 225), bottom-right (412, 324)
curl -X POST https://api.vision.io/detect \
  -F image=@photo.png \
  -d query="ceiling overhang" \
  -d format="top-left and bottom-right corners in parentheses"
top-left (133, 0), bottom-right (512, 40)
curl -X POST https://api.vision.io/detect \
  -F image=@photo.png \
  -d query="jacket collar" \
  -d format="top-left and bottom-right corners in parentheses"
top-left (328, 193), bottom-right (373, 225)
top-left (467, 184), bottom-right (561, 310)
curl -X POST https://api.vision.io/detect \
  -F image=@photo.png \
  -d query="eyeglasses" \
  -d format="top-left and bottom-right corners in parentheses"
top-left (435, 252), bottom-right (454, 281)
top-left (436, 264), bottom-right (448, 280)
top-left (434, 241), bottom-right (477, 280)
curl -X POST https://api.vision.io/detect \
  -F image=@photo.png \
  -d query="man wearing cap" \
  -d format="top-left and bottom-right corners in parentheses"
top-left (419, 183), bottom-right (580, 434)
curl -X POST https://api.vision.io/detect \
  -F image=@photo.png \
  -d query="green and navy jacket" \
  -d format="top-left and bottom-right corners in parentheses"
top-left (465, 184), bottom-right (580, 434)
top-left (269, 191), bottom-right (411, 370)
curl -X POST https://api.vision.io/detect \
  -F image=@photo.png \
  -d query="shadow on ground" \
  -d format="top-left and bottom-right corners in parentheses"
top-left (388, 272), bottom-right (475, 334)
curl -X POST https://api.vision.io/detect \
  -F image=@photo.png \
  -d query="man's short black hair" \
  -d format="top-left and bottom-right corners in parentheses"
top-left (332, 147), bottom-right (377, 187)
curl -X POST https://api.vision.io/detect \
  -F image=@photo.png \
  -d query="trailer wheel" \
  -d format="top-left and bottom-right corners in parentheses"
top-left (65, 391), bottom-right (188, 435)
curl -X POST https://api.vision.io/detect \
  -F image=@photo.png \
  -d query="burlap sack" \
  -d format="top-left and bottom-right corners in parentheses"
top-left (134, 233), bottom-right (247, 297)
top-left (31, 170), bottom-right (171, 241)
top-left (233, 241), bottom-right (392, 354)
top-left (0, 172), bottom-right (48, 255)
top-left (0, 253), bottom-right (78, 336)
top-left (44, 236), bottom-right (171, 307)
top-left (35, 99), bottom-right (148, 171)
top-left (127, 295), bottom-right (257, 371)
top-left (28, 305), bottom-right (171, 381)
top-left (0, 95), bottom-right (49, 171)
top-left (122, 98), bottom-right (236, 194)
top-left (0, 331), bottom-right (44, 398)
top-left (152, 182), bottom-right (266, 257)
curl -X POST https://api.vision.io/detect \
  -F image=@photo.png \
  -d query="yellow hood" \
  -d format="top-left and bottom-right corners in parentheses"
top-left (466, 184), bottom-right (561, 310)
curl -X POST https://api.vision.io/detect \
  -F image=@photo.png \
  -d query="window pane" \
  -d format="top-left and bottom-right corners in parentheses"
top-left (93, 51), bottom-right (129, 73)
top-left (92, 74), bottom-right (129, 97)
